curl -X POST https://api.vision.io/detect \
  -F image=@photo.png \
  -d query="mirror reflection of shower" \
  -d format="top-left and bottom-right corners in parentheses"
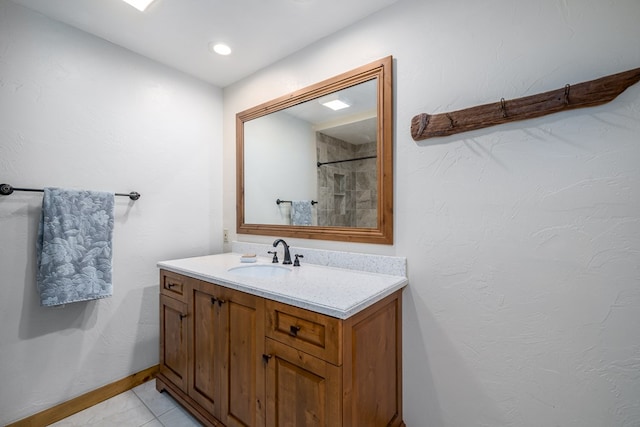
top-left (315, 116), bottom-right (377, 228)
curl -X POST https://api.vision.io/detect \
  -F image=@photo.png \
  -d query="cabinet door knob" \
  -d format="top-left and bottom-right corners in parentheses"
top-left (289, 325), bottom-right (301, 336)
top-left (211, 297), bottom-right (226, 307)
top-left (262, 354), bottom-right (272, 364)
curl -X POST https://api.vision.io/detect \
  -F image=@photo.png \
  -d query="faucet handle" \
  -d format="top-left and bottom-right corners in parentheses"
top-left (268, 251), bottom-right (279, 263)
top-left (293, 254), bottom-right (304, 267)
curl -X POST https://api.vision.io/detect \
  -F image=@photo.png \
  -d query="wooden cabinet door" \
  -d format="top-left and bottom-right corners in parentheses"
top-left (159, 294), bottom-right (188, 392)
top-left (265, 339), bottom-right (341, 427)
top-left (188, 283), bottom-right (220, 415)
top-left (218, 287), bottom-right (265, 427)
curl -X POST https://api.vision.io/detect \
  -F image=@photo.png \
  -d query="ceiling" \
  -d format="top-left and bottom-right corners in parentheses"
top-left (11, 0), bottom-right (399, 88)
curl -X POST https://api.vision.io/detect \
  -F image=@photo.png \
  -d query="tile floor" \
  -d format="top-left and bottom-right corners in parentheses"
top-left (49, 380), bottom-right (203, 427)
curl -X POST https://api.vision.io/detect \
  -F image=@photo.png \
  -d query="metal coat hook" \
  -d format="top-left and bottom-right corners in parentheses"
top-left (500, 98), bottom-right (507, 118)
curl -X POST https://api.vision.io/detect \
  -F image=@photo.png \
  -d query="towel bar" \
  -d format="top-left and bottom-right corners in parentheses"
top-left (0, 183), bottom-right (141, 200)
top-left (276, 199), bottom-right (318, 205)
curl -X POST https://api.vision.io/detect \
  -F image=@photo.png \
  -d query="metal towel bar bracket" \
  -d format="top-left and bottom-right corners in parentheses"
top-left (0, 184), bottom-right (141, 201)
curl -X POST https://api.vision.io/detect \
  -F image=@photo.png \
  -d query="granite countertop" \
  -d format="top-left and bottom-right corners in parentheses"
top-left (158, 252), bottom-right (408, 319)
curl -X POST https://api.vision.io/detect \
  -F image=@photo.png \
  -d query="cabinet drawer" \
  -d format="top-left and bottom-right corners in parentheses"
top-left (265, 299), bottom-right (342, 366)
top-left (160, 270), bottom-right (187, 300)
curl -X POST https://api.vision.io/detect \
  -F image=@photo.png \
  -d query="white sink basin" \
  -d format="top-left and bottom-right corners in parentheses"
top-left (228, 264), bottom-right (292, 278)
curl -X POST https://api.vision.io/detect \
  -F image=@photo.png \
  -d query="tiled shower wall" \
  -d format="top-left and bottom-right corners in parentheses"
top-left (316, 132), bottom-right (377, 227)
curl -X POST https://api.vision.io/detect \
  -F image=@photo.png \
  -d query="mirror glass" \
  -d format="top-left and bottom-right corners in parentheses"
top-left (237, 56), bottom-right (393, 244)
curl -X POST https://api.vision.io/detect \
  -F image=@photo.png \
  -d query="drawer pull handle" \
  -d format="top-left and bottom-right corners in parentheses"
top-left (289, 325), bottom-right (301, 336)
top-left (262, 354), bottom-right (272, 364)
top-left (166, 283), bottom-right (176, 288)
top-left (180, 314), bottom-right (187, 319)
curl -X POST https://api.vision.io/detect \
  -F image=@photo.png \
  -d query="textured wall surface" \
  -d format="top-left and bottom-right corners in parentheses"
top-left (0, 1), bottom-right (223, 423)
top-left (224, 0), bottom-right (640, 425)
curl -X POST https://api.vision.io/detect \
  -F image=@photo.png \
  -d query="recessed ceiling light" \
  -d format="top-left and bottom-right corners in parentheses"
top-left (121, 0), bottom-right (156, 12)
top-left (209, 42), bottom-right (232, 56)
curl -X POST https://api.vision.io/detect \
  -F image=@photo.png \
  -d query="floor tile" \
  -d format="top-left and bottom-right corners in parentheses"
top-left (132, 380), bottom-right (178, 417)
top-left (49, 390), bottom-right (155, 427)
top-left (140, 419), bottom-right (165, 427)
top-left (48, 379), bottom-right (205, 427)
top-left (157, 404), bottom-right (204, 427)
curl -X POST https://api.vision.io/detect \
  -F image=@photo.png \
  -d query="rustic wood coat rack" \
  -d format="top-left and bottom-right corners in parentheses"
top-left (411, 67), bottom-right (640, 141)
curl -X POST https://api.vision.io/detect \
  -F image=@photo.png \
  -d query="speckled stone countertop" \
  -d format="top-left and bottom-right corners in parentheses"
top-left (158, 252), bottom-right (408, 319)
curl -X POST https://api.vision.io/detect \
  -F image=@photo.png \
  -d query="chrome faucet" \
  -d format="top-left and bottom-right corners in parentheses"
top-left (272, 239), bottom-right (292, 265)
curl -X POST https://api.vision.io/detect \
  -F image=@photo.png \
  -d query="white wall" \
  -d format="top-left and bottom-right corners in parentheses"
top-left (0, 1), bottom-right (223, 423)
top-left (244, 111), bottom-right (316, 225)
top-left (224, 0), bottom-right (640, 425)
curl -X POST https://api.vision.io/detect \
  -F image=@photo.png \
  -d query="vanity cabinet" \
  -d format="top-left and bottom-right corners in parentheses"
top-left (157, 269), bottom-right (404, 427)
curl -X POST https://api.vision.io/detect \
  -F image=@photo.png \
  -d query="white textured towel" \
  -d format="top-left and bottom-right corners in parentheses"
top-left (291, 200), bottom-right (312, 226)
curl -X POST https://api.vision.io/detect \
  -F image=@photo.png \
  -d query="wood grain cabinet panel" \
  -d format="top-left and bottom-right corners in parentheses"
top-left (264, 338), bottom-right (341, 427)
top-left (188, 286), bottom-right (219, 415)
top-left (159, 293), bottom-right (188, 391)
top-left (157, 269), bottom-right (404, 427)
top-left (218, 286), bottom-right (265, 427)
top-left (343, 296), bottom-right (403, 427)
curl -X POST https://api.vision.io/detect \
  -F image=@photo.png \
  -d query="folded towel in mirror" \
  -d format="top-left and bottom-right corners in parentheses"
top-left (36, 188), bottom-right (115, 307)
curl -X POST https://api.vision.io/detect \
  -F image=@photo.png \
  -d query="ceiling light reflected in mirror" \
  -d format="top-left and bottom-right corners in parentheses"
top-left (319, 94), bottom-right (351, 111)
top-left (121, 0), bottom-right (156, 12)
top-left (321, 99), bottom-right (350, 111)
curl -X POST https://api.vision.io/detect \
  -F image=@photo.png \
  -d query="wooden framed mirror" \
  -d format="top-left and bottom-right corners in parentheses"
top-left (236, 56), bottom-right (393, 244)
